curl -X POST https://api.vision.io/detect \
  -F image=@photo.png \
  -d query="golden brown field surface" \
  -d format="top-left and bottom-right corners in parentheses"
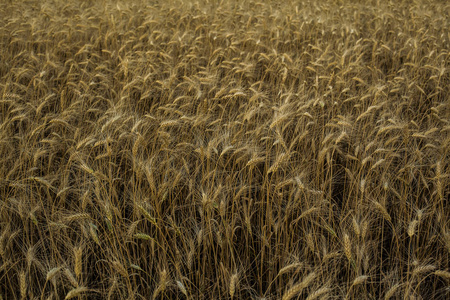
top-left (0, 0), bottom-right (449, 299)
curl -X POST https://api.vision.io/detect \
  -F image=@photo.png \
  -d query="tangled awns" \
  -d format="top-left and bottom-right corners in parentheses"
top-left (0, 0), bottom-right (449, 299)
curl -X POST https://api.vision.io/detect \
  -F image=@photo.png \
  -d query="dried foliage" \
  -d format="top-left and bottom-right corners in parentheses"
top-left (0, 0), bottom-right (449, 299)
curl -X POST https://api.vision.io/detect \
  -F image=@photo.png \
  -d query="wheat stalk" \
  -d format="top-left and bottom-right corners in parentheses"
top-left (46, 267), bottom-right (61, 282)
top-left (282, 272), bottom-right (316, 300)
top-left (373, 201), bottom-right (391, 222)
top-left (352, 217), bottom-right (361, 237)
top-left (64, 268), bottom-right (78, 288)
top-left (152, 269), bottom-right (168, 299)
top-left (19, 271), bottom-right (26, 300)
top-left (65, 287), bottom-right (89, 299)
top-left (267, 153), bottom-right (287, 174)
top-left (343, 234), bottom-right (352, 261)
top-left (412, 264), bottom-right (435, 277)
top-left (407, 220), bottom-right (418, 237)
top-left (278, 262), bottom-right (303, 277)
top-left (229, 272), bottom-right (238, 299)
top-left (112, 260), bottom-right (128, 278)
top-left (352, 275), bottom-right (368, 286)
top-left (305, 286), bottom-right (331, 300)
top-left (176, 280), bottom-right (188, 297)
top-left (434, 270), bottom-right (450, 280)
top-left (384, 283), bottom-right (401, 299)
top-left (74, 247), bottom-right (82, 278)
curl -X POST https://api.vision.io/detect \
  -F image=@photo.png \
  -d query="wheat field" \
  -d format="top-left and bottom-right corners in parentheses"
top-left (0, 0), bottom-right (449, 299)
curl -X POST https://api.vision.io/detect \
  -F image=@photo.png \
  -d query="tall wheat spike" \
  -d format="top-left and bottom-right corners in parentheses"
top-left (229, 272), bottom-right (238, 299)
top-left (343, 234), bottom-right (352, 261)
top-left (19, 271), bottom-right (26, 300)
top-left (74, 247), bottom-right (83, 278)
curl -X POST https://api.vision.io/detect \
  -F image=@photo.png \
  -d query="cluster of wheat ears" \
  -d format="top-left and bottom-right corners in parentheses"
top-left (0, 0), bottom-right (449, 299)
